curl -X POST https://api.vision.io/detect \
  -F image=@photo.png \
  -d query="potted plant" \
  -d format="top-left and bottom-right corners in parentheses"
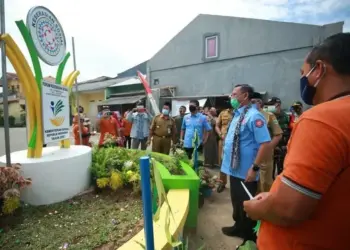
top-left (152, 148), bottom-right (200, 229)
top-left (0, 163), bottom-right (32, 215)
top-left (197, 167), bottom-right (219, 208)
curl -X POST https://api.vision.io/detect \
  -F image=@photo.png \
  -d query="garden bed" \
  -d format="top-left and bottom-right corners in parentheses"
top-left (0, 189), bottom-right (143, 250)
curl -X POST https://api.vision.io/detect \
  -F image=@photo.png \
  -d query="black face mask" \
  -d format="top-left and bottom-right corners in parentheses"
top-left (189, 105), bottom-right (197, 112)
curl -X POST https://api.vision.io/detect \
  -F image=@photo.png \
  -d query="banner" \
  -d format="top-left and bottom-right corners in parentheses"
top-left (41, 81), bottom-right (70, 143)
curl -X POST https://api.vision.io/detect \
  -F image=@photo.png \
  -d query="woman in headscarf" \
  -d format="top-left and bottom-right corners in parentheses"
top-left (72, 114), bottom-right (93, 146)
top-left (203, 107), bottom-right (219, 168)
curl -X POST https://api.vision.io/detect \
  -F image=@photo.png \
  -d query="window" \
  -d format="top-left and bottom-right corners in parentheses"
top-left (153, 79), bottom-right (159, 86)
top-left (205, 35), bottom-right (218, 59)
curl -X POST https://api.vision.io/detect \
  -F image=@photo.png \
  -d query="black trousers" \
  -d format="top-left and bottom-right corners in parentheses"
top-left (230, 175), bottom-right (257, 242)
top-left (184, 144), bottom-right (203, 159)
top-left (124, 136), bottom-right (131, 149)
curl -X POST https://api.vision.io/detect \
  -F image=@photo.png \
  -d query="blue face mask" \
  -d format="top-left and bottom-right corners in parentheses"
top-left (300, 65), bottom-right (324, 105)
top-left (162, 109), bottom-right (169, 115)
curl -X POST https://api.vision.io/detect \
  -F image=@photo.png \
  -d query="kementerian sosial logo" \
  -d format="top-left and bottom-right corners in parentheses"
top-left (49, 100), bottom-right (65, 126)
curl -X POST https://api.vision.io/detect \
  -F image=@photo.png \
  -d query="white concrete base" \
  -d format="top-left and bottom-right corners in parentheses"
top-left (0, 145), bottom-right (92, 206)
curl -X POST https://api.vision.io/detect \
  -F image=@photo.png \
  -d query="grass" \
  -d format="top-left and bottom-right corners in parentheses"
top-left (0, 189), bottom-right (143, 250)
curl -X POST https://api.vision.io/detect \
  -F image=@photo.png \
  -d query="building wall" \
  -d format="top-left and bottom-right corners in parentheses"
top-left (149, 15), bottom-right (343, 71)
top-left (148, 15), bottom-right (343, 108)
top-left (152, 48), bottom-right (319, 106)
top-left (0, 101), bottom-right (23, 123)
top-left (78, 91), bottom-right (105, 114)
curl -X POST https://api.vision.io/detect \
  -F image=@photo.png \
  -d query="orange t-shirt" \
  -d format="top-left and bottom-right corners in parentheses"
top-left (98, 117), bottom-right (118, 145)
top-left (73, 125), bottom-right (90, 146)
top-left (258, 96), bottom-right (350, 250)
top-left (123, 118), bottom-right (132, 136)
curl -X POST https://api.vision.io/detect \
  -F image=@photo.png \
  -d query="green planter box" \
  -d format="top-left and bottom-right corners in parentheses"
top-left (155, 160), bottom-right (200, 228)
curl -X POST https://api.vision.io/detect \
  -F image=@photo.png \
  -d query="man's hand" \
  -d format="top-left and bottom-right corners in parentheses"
top-left (221, 134), bottom-right (225, 141)
top-left (243, 192), bottom-right (270, 220)
top-left (245, 167), bottom-right (257, 182)
top-left (146, 139), bottom-right (152, 146)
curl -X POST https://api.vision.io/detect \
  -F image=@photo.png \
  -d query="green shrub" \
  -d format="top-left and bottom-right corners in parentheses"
top-left (20, 113), bottom-right (26, 127)
top-left (9, 116), bottom-right (15, 127)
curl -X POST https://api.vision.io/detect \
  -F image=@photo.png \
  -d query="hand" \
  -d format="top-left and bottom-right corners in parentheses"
top-left (243, 192), bottom-right (270, 220)
top-left (146, 139), bottom-right (151, 146)
top-left (221, 135), bottom-right (225, 141)
top-left (202, 139), bottom-right (207, 145)
top-left (179, 140), bottom-right (184, 147)
top-left (245, 167), bottom-right (257, 182)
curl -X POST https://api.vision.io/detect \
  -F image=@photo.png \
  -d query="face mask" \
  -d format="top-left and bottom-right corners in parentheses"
top-left (162, 109), bottom-right (169, 115)
top-left (266, 106), bottom-right (276, 113)
top-left (189, 105), bottom-right (196, 112)
top-left (300, 65), bottom-right (324, 105)
top-left (230, 98), bottom-right (240, 109)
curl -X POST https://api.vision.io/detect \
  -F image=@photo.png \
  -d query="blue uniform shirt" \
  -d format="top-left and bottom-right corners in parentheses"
top-left (181, 113), bottom-right (212, 148)
top-left (221, 106), bottom-right (271, 180)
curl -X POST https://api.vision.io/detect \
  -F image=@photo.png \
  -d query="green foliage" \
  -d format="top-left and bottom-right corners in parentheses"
top-left (8, 116), bottom-right (15, 127)
top-left (237, 240), bottom-right (258, 250)
top-left (20, 113), bottom-right (26, 127)
top-left (91, 147), bottom-right (187, 193)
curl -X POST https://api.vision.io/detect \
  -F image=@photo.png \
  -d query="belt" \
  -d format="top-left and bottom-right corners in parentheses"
top-left (154, 134), bottom-right (171, 138)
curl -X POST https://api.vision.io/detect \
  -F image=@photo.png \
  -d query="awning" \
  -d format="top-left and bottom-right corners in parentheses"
top-left (100, 94), bottom-right (145, 105)
top-left (171, 98), bottom-right (207, 116)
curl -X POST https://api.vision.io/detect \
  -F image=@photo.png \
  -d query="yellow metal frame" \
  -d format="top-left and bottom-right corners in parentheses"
top-left (118, 189), bottom-right (190, 250)
top-left (0, 34), bottom-right (80, 157)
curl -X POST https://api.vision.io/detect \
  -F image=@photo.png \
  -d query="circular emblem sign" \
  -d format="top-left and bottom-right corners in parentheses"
top-left (26, 6), bottom-right (66, 66)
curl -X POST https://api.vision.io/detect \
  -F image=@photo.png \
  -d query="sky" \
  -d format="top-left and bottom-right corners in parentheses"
top-left (0, 0), bottom-right (349, 82)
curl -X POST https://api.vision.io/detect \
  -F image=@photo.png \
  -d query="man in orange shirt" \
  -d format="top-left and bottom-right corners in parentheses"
top-left (97, 107), bottom-right (119, 147)
top-left (243, 33), bottom-right (350, 250)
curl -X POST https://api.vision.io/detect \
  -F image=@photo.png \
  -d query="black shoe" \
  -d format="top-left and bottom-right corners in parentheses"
top-left (217, 183), bottom-right (226, 193)
top-left (221, 226), bottom-right (243, 238)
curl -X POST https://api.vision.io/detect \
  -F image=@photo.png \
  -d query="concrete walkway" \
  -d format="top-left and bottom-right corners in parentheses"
top-left (187, 168), bottom-right (243, 250)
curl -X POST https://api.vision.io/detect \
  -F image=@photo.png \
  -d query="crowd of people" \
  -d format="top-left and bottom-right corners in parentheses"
top-left (71, 32), bottom-right (350, 250)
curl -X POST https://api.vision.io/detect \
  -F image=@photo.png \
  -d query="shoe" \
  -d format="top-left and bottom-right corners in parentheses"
top-left (221, 226), bottom-right (243, 238)
top-left (217, 183), bottom-right (226, 193)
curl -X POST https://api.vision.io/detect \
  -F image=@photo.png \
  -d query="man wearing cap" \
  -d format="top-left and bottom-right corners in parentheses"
top-left (289, 101), bottom-right (303, 130)
top-left (252, 93), bottom-right (283, 192)
top-left (265, 97), bottom-right (290, 131)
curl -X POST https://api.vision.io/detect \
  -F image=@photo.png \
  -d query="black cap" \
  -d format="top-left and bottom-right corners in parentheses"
top-left (251, 92), bottom-right (262, 99)
top-left (267, 97), bottom-right (281, 105)
top-left (292, 101), bottom-right (303, 107)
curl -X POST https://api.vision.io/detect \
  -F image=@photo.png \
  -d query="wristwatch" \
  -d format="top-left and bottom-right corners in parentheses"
top-left (252, 163), bottom-right (260, 172)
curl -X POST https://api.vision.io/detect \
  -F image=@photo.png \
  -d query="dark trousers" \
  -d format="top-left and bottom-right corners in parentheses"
top-left (230, 175), bottom-right (257, 242)
top-left (124, 136), bottom-right (131, 149)
top-left (184, 144), bottom-right (203, 160)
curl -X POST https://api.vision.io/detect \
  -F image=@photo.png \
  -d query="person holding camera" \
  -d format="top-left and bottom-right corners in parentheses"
top-left (127, 102), bottom-right (153, 150)
top-left (97, 107), bottom-right (119, 147)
